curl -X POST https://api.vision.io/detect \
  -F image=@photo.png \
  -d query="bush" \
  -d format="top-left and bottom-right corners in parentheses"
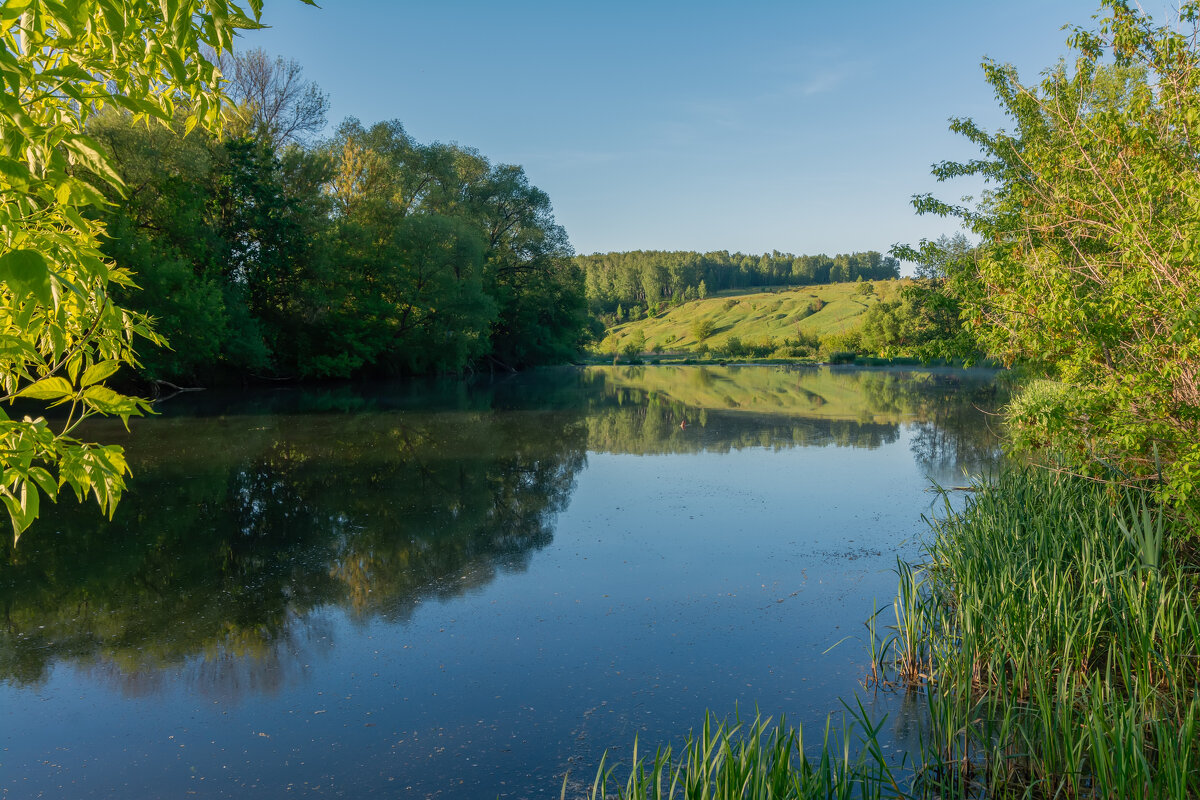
top-left (689, 318), bottom-right (715, 341)
top-left (826, 351), bottom-right (857, 365)
top-left (819, 329), bottom-right (861, 358)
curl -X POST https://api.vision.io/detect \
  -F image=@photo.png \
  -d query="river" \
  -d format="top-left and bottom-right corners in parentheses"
top-left (0, 365), bottom-right (1006, 798)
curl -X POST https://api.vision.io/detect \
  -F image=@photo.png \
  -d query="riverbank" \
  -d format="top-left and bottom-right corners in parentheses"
top-left (576, 353), bottom-right (1003, 369)
top-left (587, 468), bottom-right (1200, 797)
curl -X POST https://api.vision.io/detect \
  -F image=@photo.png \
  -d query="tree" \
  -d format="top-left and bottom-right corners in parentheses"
top-left (690, 318), bottom-right (715, 342)
top-left (868, 234), bottom-right (981, 361)
top-left (470, 164), bottom-right (586, 368)
top-left (621, 329), bottom-right (645, 361)
top-left (0, 0), bottom-right (300, 541)
top-left (218, 47), bottom-right (330, 149)
top-left (913, 1), bottom-right (1200, 509)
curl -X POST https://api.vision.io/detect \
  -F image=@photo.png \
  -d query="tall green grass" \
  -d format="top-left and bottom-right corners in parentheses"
top-left (901, 470), bottom-right (1200, 797)
top-left (580, 470), bottom-right (1200, 798)
top-left (574, 710), bottom-right (900, 800)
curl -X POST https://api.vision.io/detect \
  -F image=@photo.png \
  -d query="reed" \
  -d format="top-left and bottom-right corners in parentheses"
top-left (898, 469), bottom-right (1200, 797)
top-left (577, 711), bottom-right (894, 800)
top-left (582, 469), bottom-right (1200, 798)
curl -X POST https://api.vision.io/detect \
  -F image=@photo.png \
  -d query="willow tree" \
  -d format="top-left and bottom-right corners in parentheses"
top-left (0, 1), bottom-right (303, 540)
top-left (916, 1), bottom-right (1200, 510)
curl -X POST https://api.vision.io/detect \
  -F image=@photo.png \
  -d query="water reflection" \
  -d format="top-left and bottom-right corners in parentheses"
top-left (0, 403), bottom-right (587, 694)
top-left (0, 366), bottom-right (1005, 696)
top-left (584, 366), bottom-right (1005, 475)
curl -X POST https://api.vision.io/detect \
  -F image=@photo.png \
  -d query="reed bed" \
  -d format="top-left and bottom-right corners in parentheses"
top-left (582, 470), bottom-right (1200, 798)
top-left (901, 470), bottom-right (1200, 797)
top-left (576, 710), bottom-right (900, 800)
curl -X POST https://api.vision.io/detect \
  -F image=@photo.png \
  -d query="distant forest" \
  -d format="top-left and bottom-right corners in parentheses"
top-left (577, 250), bottom-right (900, 318)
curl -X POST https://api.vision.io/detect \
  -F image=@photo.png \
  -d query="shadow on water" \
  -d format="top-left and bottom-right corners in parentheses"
top-left (0, 366), bottom-right (1007, 700)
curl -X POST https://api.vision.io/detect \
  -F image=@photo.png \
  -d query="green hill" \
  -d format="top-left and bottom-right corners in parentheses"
top-left (594, 280), bottom-right (903, 356)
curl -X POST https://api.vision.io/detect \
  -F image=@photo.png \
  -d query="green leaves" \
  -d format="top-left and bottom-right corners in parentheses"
top-left (916, 1), bottom-right (1200, 511)
top-left (15, 377), bottom-right (73, 402)
top-left (0, 0), bottom-right (271, 541)
top-left (80, 360), bottom-right (121, 386)
top-left (0, 249), bottom-right (53, 306)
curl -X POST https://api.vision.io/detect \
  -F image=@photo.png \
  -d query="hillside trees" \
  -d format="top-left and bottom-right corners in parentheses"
top-left (916, 0), bottom-right (1200, 509)
top-left (577, 249), bottom-right (900, 318)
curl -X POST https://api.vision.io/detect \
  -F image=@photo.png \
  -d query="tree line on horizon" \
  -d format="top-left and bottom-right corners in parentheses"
top-left (576, 249), bottom-right (900, 320)
top-left (88, 49), bottom-right (588, 384)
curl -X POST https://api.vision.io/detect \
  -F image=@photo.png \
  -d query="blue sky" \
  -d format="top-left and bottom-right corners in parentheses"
top-left (242, 1), bottom-right (1154, 258)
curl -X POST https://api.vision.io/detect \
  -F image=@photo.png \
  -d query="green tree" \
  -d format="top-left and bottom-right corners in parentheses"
top-left (316, 119), bottom-right (498, 376)
top-left (914, 1), bottom-right (1200, 509)
top-left (690, 317), bottom-right (715, 342)
top-left (471, 164), bottom-right (586, 368)
top-left (866, 234), bottom-right (981, 361)
top-left (621, 329), bottom-right (646, 360)
top-left (0, 0), bottom-right (299, 540)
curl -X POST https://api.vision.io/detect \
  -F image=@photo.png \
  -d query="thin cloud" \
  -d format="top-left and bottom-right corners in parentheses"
top-left (794, 68), bottom-right (850, 96)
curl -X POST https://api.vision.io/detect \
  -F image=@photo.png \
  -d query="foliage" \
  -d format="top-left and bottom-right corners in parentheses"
top-left (620, 329), bottom-right (646, 360)
top-left (913, 1), bottom-right (1200, 509)
top-left (582, 712), bottom-right (893, 800)
top-left (83, 107), bottom-right (585, 382)
top-left (864, 235), bottom-right (983, 362)
top-left (0, 0), bottom-right (291, 540)
top-left (87, 109), bottom-right (284, 380)
top-left (579, 248), bottom-right (900, 319)
top-left (473, 163), bottom-right (587, 368)
top-left (819, 329), bottom-right (862, 360)
top-left (689, 317), bottom-right (715, 342)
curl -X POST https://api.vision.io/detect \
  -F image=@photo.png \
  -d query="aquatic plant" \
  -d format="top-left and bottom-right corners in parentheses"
top-left (586, 469), bottom-right (1200, 798)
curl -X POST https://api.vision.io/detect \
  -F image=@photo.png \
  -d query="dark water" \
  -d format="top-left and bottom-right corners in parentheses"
top-left (0, 366), bottom-right (1006, 798)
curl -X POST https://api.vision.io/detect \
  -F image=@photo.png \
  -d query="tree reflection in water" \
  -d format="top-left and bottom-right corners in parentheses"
top-left (0, 366), bottom-right (1005, 697)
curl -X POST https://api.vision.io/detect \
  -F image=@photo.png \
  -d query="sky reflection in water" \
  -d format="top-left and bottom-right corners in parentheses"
top-left (0, 365), bottom-right (1006, 798)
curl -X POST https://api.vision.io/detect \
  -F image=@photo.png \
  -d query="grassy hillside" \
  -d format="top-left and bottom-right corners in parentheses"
top-left (594, 280), bottom-right (904, 356)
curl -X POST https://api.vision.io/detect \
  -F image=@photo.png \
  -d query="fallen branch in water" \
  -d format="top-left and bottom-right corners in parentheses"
top-left (151, 380), bottom-right (205, 402)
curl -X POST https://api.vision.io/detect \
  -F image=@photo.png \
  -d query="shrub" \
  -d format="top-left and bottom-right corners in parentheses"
top-left (689, 318), bottom-right (715, 341)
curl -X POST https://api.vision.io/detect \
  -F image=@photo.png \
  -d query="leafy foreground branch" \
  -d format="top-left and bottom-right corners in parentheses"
top-left (579, 470), bottom-right (1200, 798)
top-left (0, 1), bottom-right (312, 540)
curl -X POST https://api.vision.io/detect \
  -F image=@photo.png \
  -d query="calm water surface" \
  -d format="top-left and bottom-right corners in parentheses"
top-left (0, 366), bottom-right (1005, 798)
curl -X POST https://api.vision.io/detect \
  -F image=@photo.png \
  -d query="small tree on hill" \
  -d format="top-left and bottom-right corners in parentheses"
top-left (690, 318), bottom-right (715, 342)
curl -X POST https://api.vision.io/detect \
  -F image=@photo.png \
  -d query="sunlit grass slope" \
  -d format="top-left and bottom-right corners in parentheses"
top-left (596, 281), bottom-right (905, 353)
